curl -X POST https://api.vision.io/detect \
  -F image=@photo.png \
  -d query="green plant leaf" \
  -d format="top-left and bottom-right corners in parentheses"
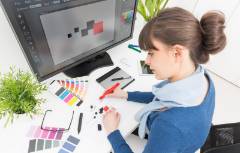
top-left (161, 0), bottom-right (169, 12)
top-left (164, 0), bottom-right (169, 7)
top-left (137, 0), bottom-right (169, 22)
top-left (155, 0), bottom-right (162, 16)
top-left (137, 0), bottom-right (148, 21)
top-left (0, 66), bottom-right (47, 126)
top-left (145, 0), bottom-right (155, 19)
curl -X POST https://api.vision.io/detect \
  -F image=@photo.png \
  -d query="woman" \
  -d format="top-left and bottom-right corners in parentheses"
top-left (103, 7), bottom-right (226, 153)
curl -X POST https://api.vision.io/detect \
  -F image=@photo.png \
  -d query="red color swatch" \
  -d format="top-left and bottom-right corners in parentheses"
top-left (93, 21), bottom-right (103, 34)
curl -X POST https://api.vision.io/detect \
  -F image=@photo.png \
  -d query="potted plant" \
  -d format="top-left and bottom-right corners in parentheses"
top-left (137, 0), bottom-right (169, 22)
top-left (0, 67), bottom-right (47, 126)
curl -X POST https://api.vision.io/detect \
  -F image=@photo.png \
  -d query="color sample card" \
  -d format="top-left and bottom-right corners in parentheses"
top-left (48, 80), bottom-right (84, 106)
top-left (26, 126), bottom-right (64, 140)
top-left (28, 139), bottom-right (63, 153)
top-left (57, 78), bottom-right (88, 101)
top-left (58, 135), bottom-right (80, 153)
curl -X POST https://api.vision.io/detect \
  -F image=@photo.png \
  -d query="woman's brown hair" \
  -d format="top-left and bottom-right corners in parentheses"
top-left (139, 7), bottom-right (226, 64)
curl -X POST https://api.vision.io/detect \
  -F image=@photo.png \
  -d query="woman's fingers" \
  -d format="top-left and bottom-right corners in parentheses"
top-left (106, 89), bottom-right (119, 97)
top-left (102, 107), bottom-right (121, 134)
top-left (111, 107), bottom-right (116, 111)
top-left (103, 107), bottom-right (118, 118)
top-left (105, 87), bottom-right (127, 99)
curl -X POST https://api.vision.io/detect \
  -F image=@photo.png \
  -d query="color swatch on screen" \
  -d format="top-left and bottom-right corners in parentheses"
top-left (67, 20), bottom-right (104, 38)
top-left (26, 126), bottom-right (64, 140)
top-left (58, 135), bottom-right (80, 153)
top-left (121, 10), bottom-right (134, 24)
top-left (49, 80), bottom-right (84, 106)
top-left (28, 139), bottom-right (63, 153)
top-left (93, 21), bottom-right (103, 34)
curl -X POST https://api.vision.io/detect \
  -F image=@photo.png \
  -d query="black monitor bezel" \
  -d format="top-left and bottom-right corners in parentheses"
top-left (0, 0), bottom-right (138, 81)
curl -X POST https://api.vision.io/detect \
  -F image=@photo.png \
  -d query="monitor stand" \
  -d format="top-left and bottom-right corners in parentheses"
top-left (64, 52), bottom-right (113, 78)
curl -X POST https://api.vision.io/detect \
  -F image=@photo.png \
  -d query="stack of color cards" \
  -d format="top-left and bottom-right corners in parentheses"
top-left (27, 126), bottom-right (64, 153)
top-left (28, 139), bottom-right (63, 153)
top-left (26, 126), bottom-right (64, 140)
top-left (49, 80), bottom-right (85, 107)
top-left (58, 135), bottom-right (80, 153)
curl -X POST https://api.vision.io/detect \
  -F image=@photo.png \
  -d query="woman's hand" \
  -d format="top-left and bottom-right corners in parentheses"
top-left (106, 87), bottom-right (128, 99)
top-left (102, 107), bottom-right (120, 135)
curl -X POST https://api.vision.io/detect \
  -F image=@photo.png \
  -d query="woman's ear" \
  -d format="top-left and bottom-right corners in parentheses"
top-left (171, 44), bottom-right (186, 62)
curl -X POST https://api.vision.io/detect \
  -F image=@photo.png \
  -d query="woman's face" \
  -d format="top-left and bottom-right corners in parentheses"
top-left (145, 39), bottom-right (178, 80)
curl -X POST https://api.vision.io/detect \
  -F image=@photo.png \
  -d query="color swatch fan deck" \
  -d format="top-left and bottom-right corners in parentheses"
top-left (49, 78), bottom-right (88, 107)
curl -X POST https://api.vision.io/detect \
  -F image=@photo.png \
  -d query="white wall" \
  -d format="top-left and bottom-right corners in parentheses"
top-left (167, 0), bottom-right (199, 12)
top-left (0, 5), bottom-right (30, 73)
top-left (167, 0), bottom-right (240, 87)
top-left (206, 2), bottom-right (240, 87)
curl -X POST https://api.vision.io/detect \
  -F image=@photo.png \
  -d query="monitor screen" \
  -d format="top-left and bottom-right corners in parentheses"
top-left (0, 0), bottom-right (137, 81)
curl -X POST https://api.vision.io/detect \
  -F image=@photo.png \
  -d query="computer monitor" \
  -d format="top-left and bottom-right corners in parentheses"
top-left (0, 0), bottom-right (137, 81)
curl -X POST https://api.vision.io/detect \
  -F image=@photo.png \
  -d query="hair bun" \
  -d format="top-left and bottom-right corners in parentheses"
top-left (200, 11), bottom-right (226, 55)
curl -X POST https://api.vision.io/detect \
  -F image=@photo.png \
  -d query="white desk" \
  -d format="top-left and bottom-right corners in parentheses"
top-left (0, 6), bottom-right (160, 152)
top-left (0, 42), bottom-right (157, 153)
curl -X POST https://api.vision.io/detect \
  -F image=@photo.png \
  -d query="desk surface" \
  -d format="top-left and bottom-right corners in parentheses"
top-left (0, 43), bottom-right (159, 153)
top-left (0, 42), bottom-right (159, 153)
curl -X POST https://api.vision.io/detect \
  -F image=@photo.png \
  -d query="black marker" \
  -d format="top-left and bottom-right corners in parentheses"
top-left (78, 113), bottom-right (83, 134)
top-left (111, 76), bottom-right (131, 81)
top-left (97, 124), bottom-right (102, 131)
top-left (76, 100), bottom-right (83, 107)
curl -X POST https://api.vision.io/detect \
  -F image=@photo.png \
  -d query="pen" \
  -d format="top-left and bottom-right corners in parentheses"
top-left (78, 113), bottom-right (83, 134)
top-left (128, 44), bottom-right (139, 48)
top-left (99, 82), bottom-right (120, 100)
top-left (128, 46), bottom-right (141, 53)
top-left (111, 76), bottom-right (131, 81)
